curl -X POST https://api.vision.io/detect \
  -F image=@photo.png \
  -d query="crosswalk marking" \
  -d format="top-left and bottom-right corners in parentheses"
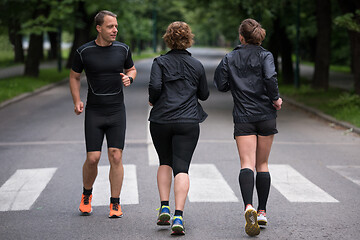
top-left (0, 168), bottom-right (57, 211)
top-left (92, 164), bottom-right (139, 206)
top-left (269, 164), bottom-right (338, 202)
top-left (1, 163), bottom-right (347, 212)
top-left (188, 164), bottom-right (239, 202)
top-left (327, 165), bottom-right (360, 186)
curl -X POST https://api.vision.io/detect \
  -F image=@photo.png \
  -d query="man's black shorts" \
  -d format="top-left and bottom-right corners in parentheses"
top-left (234, 118), bottom-right (278, 137)
top-left (85, 105), bottom-right (126, 152)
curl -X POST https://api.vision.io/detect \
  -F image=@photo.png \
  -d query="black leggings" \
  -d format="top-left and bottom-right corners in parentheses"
top-left (150, 122), bottom-right (200, 176)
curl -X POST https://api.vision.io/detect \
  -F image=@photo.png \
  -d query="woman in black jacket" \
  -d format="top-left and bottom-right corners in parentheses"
top-left (214, 18), bottom-right (282, 237)
top-left (148, 21), bottom-right (209, 236)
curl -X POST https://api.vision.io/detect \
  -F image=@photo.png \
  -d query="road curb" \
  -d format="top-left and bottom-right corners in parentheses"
top-left (0, 78), bottom-right (69, 109)
top-left (283, 96), bottom-right (360, 135)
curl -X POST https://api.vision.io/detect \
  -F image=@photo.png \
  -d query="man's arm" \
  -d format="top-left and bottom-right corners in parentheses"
top-left (69, 69), bottom-right (84, 115)
top-left (121, 66), bottom-right (137, 87)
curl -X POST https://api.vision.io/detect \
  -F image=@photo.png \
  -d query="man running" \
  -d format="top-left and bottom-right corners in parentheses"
top-left (69, 10), bottom-right (136, 218)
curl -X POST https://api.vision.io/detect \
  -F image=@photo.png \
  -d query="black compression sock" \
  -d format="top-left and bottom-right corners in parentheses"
top-left (239, 168), bottom-right (254, 210)
top-left (161, 201), bottom-right (169, 207)
top-left (110, 197), bottom-right (120, 204)
top-left (256, 172), bottom-right (271, 211)
top-left (83, 187), bottom-right (92, 196)
top-left (174, 210), bottom-right (183, 217)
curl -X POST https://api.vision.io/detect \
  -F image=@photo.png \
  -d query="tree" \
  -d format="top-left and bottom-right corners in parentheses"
top-left (335, 0), bottom-right (360, 94)
top-left (313, 0), bottom-right (332, 90)
top-left (24, 0), bottom-right (48, 77)
top-left (184, 0), bottom-right (295, 84)
top-left (65, 1), bottom-right (93, 68)
top-left (0, 0), bottom-right (28, 63)
top-left (8, 19), bottom-right (24, 63)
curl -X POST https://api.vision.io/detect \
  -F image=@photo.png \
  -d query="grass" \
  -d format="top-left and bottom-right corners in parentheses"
top-left (0, 51), bottom-right (20, 68)
top-left (133, 50), bottom-right (163, 61)
top-left (0, 68), bottom-right (69, 103)
top-left (297, 59), bottom-right (351, 73)
top-left (279, 84), bottom-right (360, 128)
top-left (0, 50), bottom-right (162, 104)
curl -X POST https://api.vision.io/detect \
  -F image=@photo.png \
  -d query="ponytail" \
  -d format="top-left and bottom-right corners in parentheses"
top-left (239, 19), bottom-right (266, 45)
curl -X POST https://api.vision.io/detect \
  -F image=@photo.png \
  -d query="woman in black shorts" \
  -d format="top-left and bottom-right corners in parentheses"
top-left (214, 18), bottom-right (282, 237)
top-left (148, 21), bottom-right (209, 235)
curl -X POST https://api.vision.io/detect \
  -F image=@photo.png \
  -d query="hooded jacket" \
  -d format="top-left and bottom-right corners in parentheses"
top-left (148, 49), bottom-right (209, 123)
top-left (214, 44), bottom-right (280, 123)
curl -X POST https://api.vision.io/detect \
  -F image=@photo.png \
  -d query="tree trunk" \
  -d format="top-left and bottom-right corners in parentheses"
top-left (279, 25), bottom-right (294, 84)
top-left (349, 31), bottom-right (360, 94)
top-left (337, 0), bottom-right (360, 94)
top-left (268, 17), bottom-right (280, 74)
top-left (313, 0), bottom-right (332, 90)
top-left (8, 20), bottom-right (24, 63)
top-left (47, 31), bottom-right (58, 60)
top-left (66, 1), bottom-right (92, 69)
top-left (24, 33), bottom-right (43, 77)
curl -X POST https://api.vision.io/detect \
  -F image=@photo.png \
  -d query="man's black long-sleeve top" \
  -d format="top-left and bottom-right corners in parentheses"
top-left (214, 44), bottom-right (279, 123)
top-left (148, 49), bottom-right (209, 123)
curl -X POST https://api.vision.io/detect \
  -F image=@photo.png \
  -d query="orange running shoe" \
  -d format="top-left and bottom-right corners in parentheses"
top-left (109, 203), bottom-right (123, 218)
top-left (79, 194), bottom-right (92, 214)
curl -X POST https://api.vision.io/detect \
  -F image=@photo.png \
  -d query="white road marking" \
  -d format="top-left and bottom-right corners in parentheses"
top-left (269, 164), bottom-right (338, 202)
top-left (0, 168), bottom-right (57, 211)
top-left (327, 165), bottom-right (360, 186)
top-left (92, 164), bottom-right (139, 206)
top-left (188, 164), bottom-right (239, 202)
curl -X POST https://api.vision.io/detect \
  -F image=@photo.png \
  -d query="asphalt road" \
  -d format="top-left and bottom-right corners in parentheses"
top-left (0, 47), bottom-right (359, 240)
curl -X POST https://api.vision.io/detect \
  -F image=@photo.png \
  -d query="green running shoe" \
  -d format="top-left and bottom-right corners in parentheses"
top-left (171, 216), bottom-right (185, 235)
top-left (157, 205), bottom-right (171, 226)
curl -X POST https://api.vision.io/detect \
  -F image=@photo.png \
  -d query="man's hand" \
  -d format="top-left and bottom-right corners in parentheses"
top-left (273, 97), bottom-right (283, 110)
top-left (120, 73), bottom-right (132, 87)
top-left (74, 101), bottom-right (84, 115)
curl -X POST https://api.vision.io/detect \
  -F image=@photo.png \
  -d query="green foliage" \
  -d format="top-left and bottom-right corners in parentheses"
top-left (0, 34), bottom-right (12, 51)
top-left (280, 84), bottom-right (360, 127)
top-left (334, 10), bottom-right (360, 33)
top-left (329, 93), bottom-right (360, 108)
top-left (0, 0), bottom-right (354, 73)
top-left (327, 93), bottom-right (360, 127)
top-left (0, 34), bottom-right (16, 67)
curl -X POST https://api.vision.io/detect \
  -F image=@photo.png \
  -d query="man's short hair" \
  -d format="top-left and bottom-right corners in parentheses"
top-left (94, 10), bottom-right (117, 26)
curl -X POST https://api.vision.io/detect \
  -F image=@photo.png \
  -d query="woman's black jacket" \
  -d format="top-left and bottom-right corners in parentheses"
top-left (214, 44), bottom-right (280, 123)
top-left (148, 49), bottom-right (209, 123)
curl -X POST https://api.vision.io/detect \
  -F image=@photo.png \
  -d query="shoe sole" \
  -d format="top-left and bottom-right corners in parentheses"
top-left (171, 225), bottom-right (185, 235)
top-left (157, 213), bottom-right (171, 226)
top-left (258, 219), bottom-right (267, 226)
top-left (245, 208), bottom-right (260, 236)
top-left (79, 208), bottom-right (92, 215)
top-left (109, 214), bottom-right (123, 218)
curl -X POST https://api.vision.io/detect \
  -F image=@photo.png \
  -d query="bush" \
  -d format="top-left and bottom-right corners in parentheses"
top-left (329, 93), bottom-right (360, 108)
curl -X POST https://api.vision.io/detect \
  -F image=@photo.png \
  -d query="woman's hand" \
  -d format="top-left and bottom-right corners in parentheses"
top-left (273, 98), bottom-right (283, 110)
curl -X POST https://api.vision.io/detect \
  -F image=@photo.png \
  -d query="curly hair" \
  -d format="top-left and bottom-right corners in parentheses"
top-left (239, 18), bottom-right (266, 45)
top-left (163, 21), bottom-right (194, 50)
